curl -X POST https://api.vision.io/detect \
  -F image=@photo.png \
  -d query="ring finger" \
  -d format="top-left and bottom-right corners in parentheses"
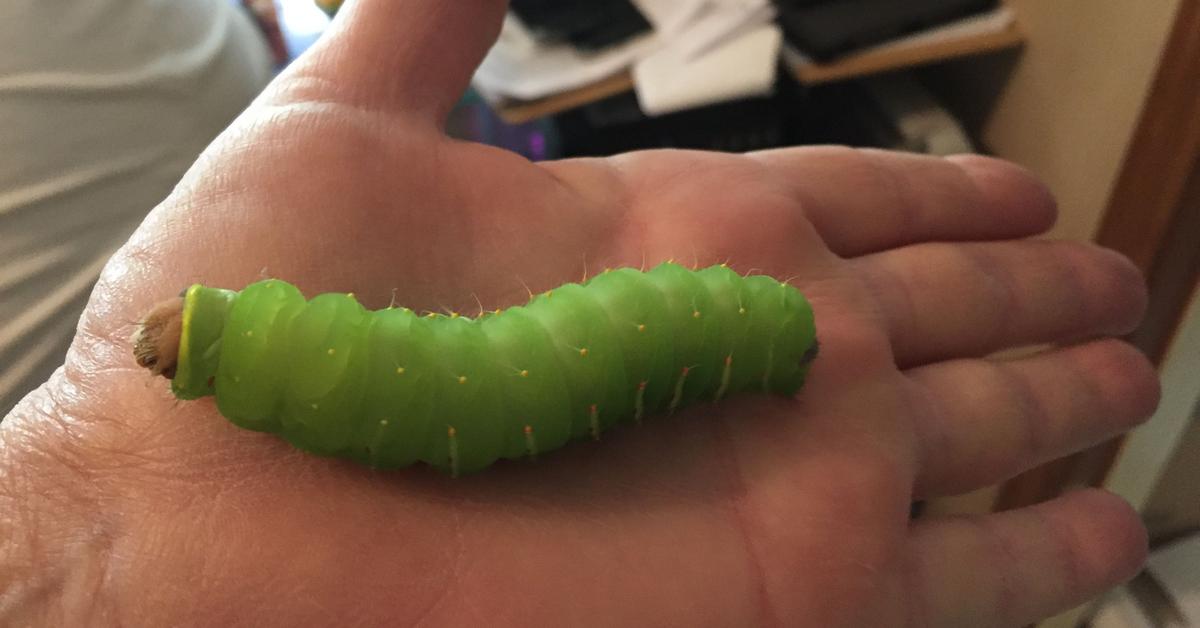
top-left (905, 338), bottom-right (1160, 498)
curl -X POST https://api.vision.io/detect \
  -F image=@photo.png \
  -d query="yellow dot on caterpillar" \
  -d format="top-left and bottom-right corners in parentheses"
top-left (311, 403), bottom-right (319, 410)
top-left (327, 348), bottom-right (336, 355)
top-left (520, 369), bottom-right (529, 378)
top-left (380, 419), bottom-right (389, 426)
top-left (720, 262), bottom-right (728, 268)
top-left (396, 367), bottom-right (405, 375)
top-left (450, 312), bottom-right (460, 319)
top-left (545, 290), bottom-right (553, 298)
top-left (244, 330), bottom-right (253, 337)
top-left (346, 293), bottom-right (355, 299)
top-left (425, 312), bottom-right (437, 318)
top-left (738, 307), bottom-right (746, 315)
top-left (637, 324), bottom-right (646, 332)
top-left (579, 347), bottom-right (589, 357)
top-left (447, 426), bottom-right (457, 437)
top-left (458, 375), bottom-right (468, 384)
top-left (493, 309), bottom-right (501, 315)
top-left (233, 375), bottom-right (240, 383)
top-left (692, 310), bottom-right (701, 319)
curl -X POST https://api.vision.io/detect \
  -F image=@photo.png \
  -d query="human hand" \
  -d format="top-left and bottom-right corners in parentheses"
top-left (0, 1), bottom-right (1159, 626)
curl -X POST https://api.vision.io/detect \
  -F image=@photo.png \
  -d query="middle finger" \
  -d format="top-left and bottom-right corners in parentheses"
top-left (851, 239), bottom-right (1146, 367)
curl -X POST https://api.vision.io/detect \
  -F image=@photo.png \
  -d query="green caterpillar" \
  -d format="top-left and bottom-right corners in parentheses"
top-left (136, 263), bottom-right (818, 476)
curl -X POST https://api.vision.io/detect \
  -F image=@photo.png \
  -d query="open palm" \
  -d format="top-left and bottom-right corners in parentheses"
top-left (0, 2), bottom-right (1160, 626)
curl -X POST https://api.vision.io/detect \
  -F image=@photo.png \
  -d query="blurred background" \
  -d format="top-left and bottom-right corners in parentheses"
top-left (2, 1), bottom-right (1197, 624)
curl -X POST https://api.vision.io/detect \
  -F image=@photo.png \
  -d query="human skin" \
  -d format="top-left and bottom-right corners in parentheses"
top-left (0, 1), bottom-right (1160, 626)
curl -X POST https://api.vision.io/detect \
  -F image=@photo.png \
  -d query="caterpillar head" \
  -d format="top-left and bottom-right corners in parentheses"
top-left (132, 296), bottom-right (184, 379)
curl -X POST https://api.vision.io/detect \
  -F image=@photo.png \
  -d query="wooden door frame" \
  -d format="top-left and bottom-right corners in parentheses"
top-left (996, 0), bottom-right (1200, 510)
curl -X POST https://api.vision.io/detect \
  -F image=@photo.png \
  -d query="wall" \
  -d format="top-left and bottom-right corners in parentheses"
top-left (929, 0), bottom-right (1183, 242)
top-left (984, 0), bottom-right (1184, 241)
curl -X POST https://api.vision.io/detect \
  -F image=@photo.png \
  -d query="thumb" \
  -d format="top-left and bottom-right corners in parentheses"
top-left (284, 0), bottom-right (508, 123)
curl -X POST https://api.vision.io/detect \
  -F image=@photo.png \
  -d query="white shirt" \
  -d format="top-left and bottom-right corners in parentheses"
top-left (0, 0), bottom-right (273, 413)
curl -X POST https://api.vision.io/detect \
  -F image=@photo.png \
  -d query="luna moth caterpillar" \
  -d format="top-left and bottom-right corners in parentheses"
top-left (132, 262), bottom-right (818, 476)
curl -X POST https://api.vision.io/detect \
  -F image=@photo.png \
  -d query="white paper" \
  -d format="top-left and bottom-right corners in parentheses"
top-left (668, 0), bottom-right (773, 62)
top-left (634, 24), bottom-right (781, 116)
top-left (472, 0), bottom-right (707, 100)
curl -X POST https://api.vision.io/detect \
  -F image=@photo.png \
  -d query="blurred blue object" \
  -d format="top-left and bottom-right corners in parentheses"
top-left (448, 90), bottom-right (561, 161)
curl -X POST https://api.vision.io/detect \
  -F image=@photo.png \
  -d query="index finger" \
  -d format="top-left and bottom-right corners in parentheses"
top-left (749, 148), bottom-right (1058, 257)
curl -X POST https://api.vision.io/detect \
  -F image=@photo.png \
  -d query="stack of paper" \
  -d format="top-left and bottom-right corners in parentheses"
top-left (473, 0), bottom-right (782, 116)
